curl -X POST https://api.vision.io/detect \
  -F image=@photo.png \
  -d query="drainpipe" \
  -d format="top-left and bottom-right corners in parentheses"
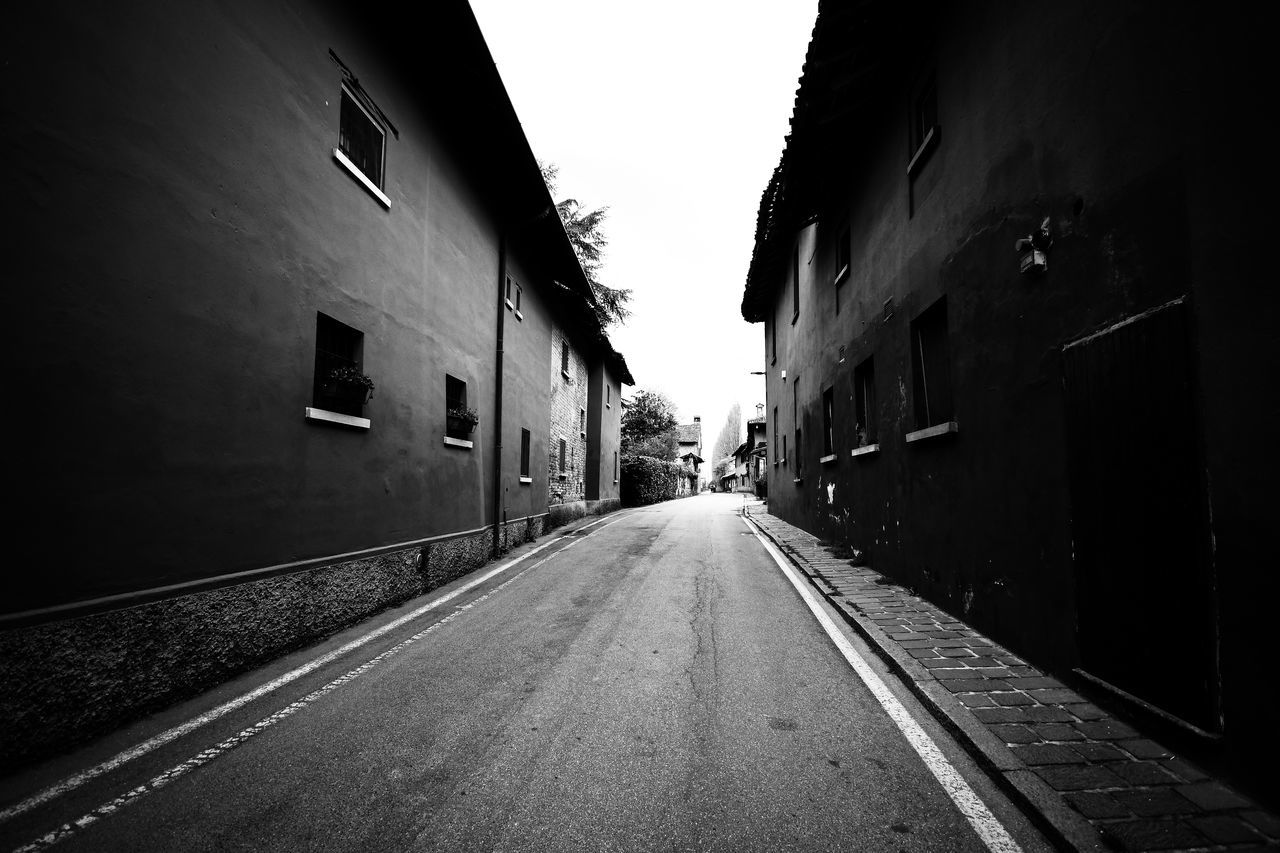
top-left (492, 231), bottom-right (507, 557)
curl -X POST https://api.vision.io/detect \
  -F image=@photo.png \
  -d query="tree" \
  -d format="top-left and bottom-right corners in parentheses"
top-left (711, 403), bottom-right (742, 464)
top-left (540, 162), bottom-right (632, 328)
top-left (622, 389), bottom-right (678, 457)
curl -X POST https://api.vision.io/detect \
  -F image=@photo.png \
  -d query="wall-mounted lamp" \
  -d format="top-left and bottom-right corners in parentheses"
top-left (1015, 216), bottom-right (1053, 275)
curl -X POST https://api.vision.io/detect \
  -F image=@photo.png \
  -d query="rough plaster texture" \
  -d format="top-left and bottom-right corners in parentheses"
top-left (0, 517), bottom-right (543, 771)
top-left (548, 324), bottom-right (589, 505)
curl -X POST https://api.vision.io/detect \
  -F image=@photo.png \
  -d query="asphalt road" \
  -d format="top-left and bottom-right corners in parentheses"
top-left (1, 494), bottom-right (1051, 852)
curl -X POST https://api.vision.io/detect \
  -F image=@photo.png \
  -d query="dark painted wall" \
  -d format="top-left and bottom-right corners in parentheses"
top-left (759, 0), bottom-right (1275, 792)
top-left (586, 363), bottom-right (623, 501)
top-left (5, 0), bottom-right (623, 615)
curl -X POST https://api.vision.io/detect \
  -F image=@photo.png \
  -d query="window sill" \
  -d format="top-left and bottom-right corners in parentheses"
top-left (906, 125), bottom-right (940, 178)
top-left (514, 310), bottom-right (523, 322)
top-left (443, 436), bottom-right (474, 449)
top-left (793, 477), bottom-right (804, 484)
top-left (905, 421), bottom-right (958, 443)
top-left (561, 370), bottom-right (570, 381)
top-left (834, 264), bottom-right (849, 287)
top-left (851, 443), bottom-right (881, 457)
top-left (305, 407), bottom-right (370, 430)
top-left (505, 298), bottom-right (514, 310)
top-left (819, 454), bottom-right (838, 465)
top-left (791, 312), bottom-right (799, 326)
top-left (519, 476), bottom-right (532, 484)
top-left (333, 148), bottom-right (391, 209)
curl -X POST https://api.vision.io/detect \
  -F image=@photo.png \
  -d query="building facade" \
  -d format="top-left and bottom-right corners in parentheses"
top-left (741, 0), bottom-right (1275, 801)
top-left (3, 0), bottom-right (630, 769)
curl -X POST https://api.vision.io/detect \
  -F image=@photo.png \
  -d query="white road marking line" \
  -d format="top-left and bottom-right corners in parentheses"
top-left (10, 514), bottom-right (634, 852)
top-left (2, 534), bottom-right (571, 823)
top-left (742, 516), bottom-right (1023, 853)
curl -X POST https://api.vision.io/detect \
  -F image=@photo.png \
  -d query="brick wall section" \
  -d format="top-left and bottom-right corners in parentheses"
top-left (548, 324), bottom-right (589, 505)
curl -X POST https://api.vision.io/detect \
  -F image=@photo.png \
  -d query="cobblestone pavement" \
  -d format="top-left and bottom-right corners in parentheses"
top-left (744, 504), bottom-right (1280, 852)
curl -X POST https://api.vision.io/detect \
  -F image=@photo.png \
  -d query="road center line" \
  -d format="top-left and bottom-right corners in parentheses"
top-left (741, 515), bottom-right (1023, 853)
top-left (11, 514), bottom-right (636, 852)
top-left (2, 520), bottom-right (616, 823)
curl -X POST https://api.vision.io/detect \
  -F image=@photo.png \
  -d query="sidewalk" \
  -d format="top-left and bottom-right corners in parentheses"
top-left (744, 504), bottom-right (1280, 852)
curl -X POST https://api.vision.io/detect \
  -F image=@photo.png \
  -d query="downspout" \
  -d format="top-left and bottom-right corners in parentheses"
top-left (492, 231), bottom-right (507, 557)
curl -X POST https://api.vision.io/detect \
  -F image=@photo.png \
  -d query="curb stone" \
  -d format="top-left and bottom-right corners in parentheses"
top-left (743, 505), bottom-right (1280, 853)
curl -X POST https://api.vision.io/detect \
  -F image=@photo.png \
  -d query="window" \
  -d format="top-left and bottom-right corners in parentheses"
top-left (312, 312), bottom-right (366, 417)
top-left (580, 407), bottom-right (586, 437)
top-left (911, 298), bottom-right (954, 428)
top-left (520, 428), bottom-right (531, 479)
top-left (770, 314), bottom-right (777, 364)
top-left (336, 85), bottom-right (388, 206)
top-left (822, 387), bottom-right (835, 457)
top-left (606, 383), bottom-right (611, 408)
top-left (793, 375), bottom-right (802, 477)
top-left (514, 282), bottom-right (522, 318)
top-left (561, 341), bottom-right (570, 377)
top-left (773, 406), bottom-right (779, 462)
top-left (614, 450), bottom-right (619, 483)
top-left (854, 356), bottom-right (877, 446)
top-left (445, 374), bottom-right (471, 440)
top-left (791, 245), bottom-right (800, 323)
top-left (835, 225), bottom-right (851, 286)
top-left (505, 275), bottom-right (515, 309)
top-left (908, 72), bottom-right (939, 177)
top-left (558, 438), bottom-right (567, 475)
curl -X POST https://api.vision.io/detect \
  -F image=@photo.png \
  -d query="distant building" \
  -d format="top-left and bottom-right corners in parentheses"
top-left (3, 0), bottom-right (631, 770)
top-left (741, 0), bottom-right (1275, 800)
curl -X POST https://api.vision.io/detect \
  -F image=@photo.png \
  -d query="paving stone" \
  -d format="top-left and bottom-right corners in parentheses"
top-left (1188, 815), bottom-right (1264, 845)
top-left (933, 668), bottom-right (1003, 682)
top-left (996, 655), bottom-right (1027, 666)
top-left (896, 640), bottom-right (935, 649)
top-left (1065, 791), bottom-right (1131, 819)
top-left (958, 694), bottom-right (996, 708)
top-left (942, 679), bottom-right (1006, 694)
top-left (1022, 706), bottom-right (1075, 723)
top-left (887, 633), bottom-right (931, 642)
top-left (1075, 720), bottom-right (1140, 740)
top-left (991, 692), bottom-right (1036, 706)
top-left (920, 658), bottom-right (967, 669)
top-left (1242, 810), bottom-right (1280, 837)
top-left (925, 630), bottom-right (964, 639)
top-left (972, 707), bottom-right (1028, 724)
top-left (990, 724), bottom-right (1039, 745)
top-left (1071, 742), bottom-right (1127, 763)
top-left (1026, 688), bottom-right (1083, 704)
top-left (938, 648), bottom-right (977, 658)
top-left (1116, 739), bottom-right (1173, 761)
top-left (1012, 743), bottom-right (1086, 765)
top-left (1099, 819), bottom-right (1208, 851)
top-left (1029, 722), bottom-right (1086, 742)
top-left (1158, 758), bottom-right (1206, 783)
top-left (1108, 762), bottom-right (1181, 786)
top-left (1112, 788), bottom-right (1201, 817)
top-left (1176, 781), bottom-right (1252, 811)
top-left (906, 648), bottom-right (941, 659)
top-left (1034, 764), bottom-right (1128, 791)
top-left (1002, 675), bottom-right (1062, 690)
top-left (931, 639), bottom-right (975, 649)
top-left (964, 657), bottom-right (1000, 668)
top-left (1062, 703), bottom-right (1108, 721)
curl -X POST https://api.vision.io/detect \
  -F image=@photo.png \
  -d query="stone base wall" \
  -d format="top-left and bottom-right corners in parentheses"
top-left (545, 498), bottom-right (620, 532)
top-left (0, 517), bottom-right (543, 771)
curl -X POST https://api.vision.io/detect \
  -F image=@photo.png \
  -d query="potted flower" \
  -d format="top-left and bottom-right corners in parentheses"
top-left (447, 405), bottom-right (479, 435)
top-left (325, 366), bottom-right (375, 406)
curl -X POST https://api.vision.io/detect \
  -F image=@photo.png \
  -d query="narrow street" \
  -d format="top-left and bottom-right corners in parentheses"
top-left (2, 495), bottom-right (1050, 852)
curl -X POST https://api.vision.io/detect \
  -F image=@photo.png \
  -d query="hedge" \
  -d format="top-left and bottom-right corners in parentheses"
top-left (620, 454), bottom-right (689, 506)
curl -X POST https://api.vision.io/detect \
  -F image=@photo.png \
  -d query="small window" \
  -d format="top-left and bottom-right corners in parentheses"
top-left (339, 86), bottom-right (385, 189)
top-left (520, 428), bottom-right (531, 477)
top-left (911, 298), bottom-right (954, 428)
top-left (559, 438), bottom-right (567, 474)
top-left (791, 245), bottom-right (800, 323)
top-left (446, 374), bottom-right (471, 438)
top-left (793, 376), bottom-right (802, 476)
top-left (579, 407), bottom-right (586, 437)
top-left (782, 433), bottom-right (788, 466)
top-left (773, 406), bottom-right (779, 462)
top-left (854, 356), bottom-right (877, 446)
top-left (312, 312), bottom-right (366, 417)
top-left (822, 387), bottom-right (834, 456)
top-left (613, 450), bottom-right (619, 483)
top-left (770, 314), bottom-right (777, 364)
top-left (505, 275), bottom-right (514, 309)
top-left (561, 341), bottom-right (570, 376)
top-left (835, 226), bottom-right (851, 286)
top-left (515, 283), bottom-right (522, 312)
top-left (908, 72), bottom-right (939, 177)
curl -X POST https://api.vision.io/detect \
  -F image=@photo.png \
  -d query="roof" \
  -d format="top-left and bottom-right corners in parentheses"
top-left (741, 0), bottom-right (904, 322)
top-left (676, 423), bottom-right (702, 444)
top-left (679, 452), bottom-right (704, 464)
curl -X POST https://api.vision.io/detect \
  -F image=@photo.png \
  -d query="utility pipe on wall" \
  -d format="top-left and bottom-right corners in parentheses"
top-left (492, 232), bottom-right (508, 557)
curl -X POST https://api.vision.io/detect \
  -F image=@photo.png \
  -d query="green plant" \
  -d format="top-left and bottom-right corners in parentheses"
top-left (447, 405), bottom-right (479, 425)
top-left (328, 366), bottom-right (375, 392)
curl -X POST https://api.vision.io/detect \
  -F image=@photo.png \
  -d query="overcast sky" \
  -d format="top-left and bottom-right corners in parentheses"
top-left (468, 0), bottom-right (818, 446)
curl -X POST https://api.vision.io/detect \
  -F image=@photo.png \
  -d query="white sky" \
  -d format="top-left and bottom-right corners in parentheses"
top-left (468, 0), bottom-right (817, 446)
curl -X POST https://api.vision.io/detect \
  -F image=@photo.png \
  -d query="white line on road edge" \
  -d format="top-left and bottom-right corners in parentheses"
top-left (3, 518), bottom-right (626, 824)
top-left (11, 513), bottom-right (637, 852)
top-left (741, 516), bottom-right (1023, 853)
